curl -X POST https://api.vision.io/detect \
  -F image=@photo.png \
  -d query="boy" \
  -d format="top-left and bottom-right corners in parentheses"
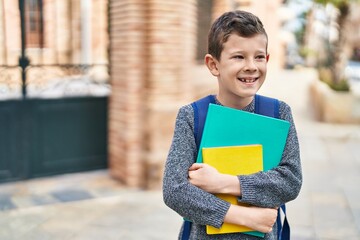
top-left (163, 10), bottom-right (302, 240)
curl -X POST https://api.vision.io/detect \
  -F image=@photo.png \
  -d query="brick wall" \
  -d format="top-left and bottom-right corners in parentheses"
top-left (108, 0), bottom-right (196, 188)
top-left (108, 0), bottom-right (147, 187)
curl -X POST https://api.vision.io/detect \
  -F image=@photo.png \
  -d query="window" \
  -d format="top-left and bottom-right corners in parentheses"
top-left (25, 0), bottom-right (44, 48)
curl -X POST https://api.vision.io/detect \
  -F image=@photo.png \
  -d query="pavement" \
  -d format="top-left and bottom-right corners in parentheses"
top-left (0, 170), bottom-right (182, 240)
top-left (1, 67), bottom-right (360, 240)
top-left (261, 68), bottom-right (360, 240)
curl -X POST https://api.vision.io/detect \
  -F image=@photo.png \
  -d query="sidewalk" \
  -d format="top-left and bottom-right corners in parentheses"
top-left (263, 68), bottom-right (360, 240)
top-left (0, 170), bottom-right (182, 240)
top-left (1, 67), bottom-right (360, 240)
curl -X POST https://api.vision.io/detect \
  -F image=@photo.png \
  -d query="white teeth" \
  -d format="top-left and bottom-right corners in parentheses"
top-left (239, 78), bottom-right (256, 83)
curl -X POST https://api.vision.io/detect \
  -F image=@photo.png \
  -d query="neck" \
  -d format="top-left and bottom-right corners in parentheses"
top-left (216, 94), bottom-right (254, 110)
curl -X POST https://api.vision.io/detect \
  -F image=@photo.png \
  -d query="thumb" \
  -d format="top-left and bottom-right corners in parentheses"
top-left (189, 163), bottom-right (204, 171)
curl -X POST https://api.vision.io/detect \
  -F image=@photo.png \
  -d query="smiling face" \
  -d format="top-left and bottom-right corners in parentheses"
top-left (205, 33), bottom-right (269, 109)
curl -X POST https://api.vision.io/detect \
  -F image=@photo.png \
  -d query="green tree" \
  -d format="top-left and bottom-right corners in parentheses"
top-left (314, 0), bottom-right (358, 90)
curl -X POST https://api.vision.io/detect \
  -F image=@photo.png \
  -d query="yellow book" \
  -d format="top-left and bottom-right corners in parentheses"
top-left (202, 144), bottom-right (264, 236)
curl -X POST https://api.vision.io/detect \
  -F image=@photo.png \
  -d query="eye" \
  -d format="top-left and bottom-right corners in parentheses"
top-left (256, 55), bottom-right (266, 61)
top-left (233, 55), bottom-right (244, 60)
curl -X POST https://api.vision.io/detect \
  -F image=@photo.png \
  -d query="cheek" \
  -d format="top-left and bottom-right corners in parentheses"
top-left (218, 66), bottom-right (234, 77)
top-left (226, 63), bottom-right (242, 73)
top-left (256, 62), bottom-right (267, 72)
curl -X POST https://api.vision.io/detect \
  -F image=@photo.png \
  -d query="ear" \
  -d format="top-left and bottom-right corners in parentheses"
top-left (204, 54), bottom-right (220, 76)
top-left (266, 54), bottom-right (270, 62)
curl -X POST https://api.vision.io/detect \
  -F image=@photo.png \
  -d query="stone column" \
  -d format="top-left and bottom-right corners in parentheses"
top-left (71, 0), bottom-right (81, 63)
top-left (80, 0), bottom-right (91, 64)
top-left (3, 0), bottom-right (20, 65)
top-left (90, 0), bottom-right (108, 82)
top-left (56, 0), bottom-right (72, 64)
top-left (0, 0), bottom-right (7, 65)
top-left (91, 0), bottom-right (108, 64)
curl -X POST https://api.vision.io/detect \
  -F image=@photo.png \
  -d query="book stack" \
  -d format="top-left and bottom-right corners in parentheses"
top-left (197, 104), bottom-right (290, 236)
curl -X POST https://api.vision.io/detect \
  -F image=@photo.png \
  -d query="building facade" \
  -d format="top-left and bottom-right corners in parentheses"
top-left (0, 0), bottom-right (108, 66)
top-left (0, 0), bottom-right (287, 188)
top-left (0, 0), bottom-right (108, 97)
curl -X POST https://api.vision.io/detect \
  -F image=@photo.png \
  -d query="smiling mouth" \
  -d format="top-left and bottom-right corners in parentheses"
top-left (238, 77), bottom-right (258, 83)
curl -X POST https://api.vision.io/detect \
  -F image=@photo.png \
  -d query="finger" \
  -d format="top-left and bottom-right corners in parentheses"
top-left (189, 163), bottom-right (203, 171)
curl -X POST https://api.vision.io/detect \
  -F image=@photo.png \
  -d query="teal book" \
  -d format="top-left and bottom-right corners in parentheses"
top-left (196, 103), bottom-right (290, 237)
top-left (196, 104), bottom-right (290, 171)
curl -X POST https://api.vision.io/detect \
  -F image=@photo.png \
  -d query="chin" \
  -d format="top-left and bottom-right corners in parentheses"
top-left (242, 93), bottom-right (257, 99)
top-left (239, 90), bottom-right (258, 98)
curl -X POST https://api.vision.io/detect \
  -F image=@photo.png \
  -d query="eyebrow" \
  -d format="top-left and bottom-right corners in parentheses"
top-left (229, 50), bottom-right (267, 55)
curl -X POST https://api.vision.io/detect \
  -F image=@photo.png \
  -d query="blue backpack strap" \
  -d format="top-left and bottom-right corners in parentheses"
top-left (181, 221), bottom-right (192, 240)
top-left (181, 95), bottom-right (215, 240)
top-left (277, 205), bottom-right (290, 240)
top-left (255, 94), bottom-right (280, 118)
top-left (255, 95), bottom-right (290, 240)
top-left (191, 95), bottom-right (216, 149)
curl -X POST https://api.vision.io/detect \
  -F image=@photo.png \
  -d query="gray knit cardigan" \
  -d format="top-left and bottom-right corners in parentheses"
top-left (162, 97), bottom-right (302, 240)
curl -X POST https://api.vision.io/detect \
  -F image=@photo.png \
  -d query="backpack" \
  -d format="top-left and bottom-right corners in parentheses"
top-left (182, 94), bottom-right (290, 240)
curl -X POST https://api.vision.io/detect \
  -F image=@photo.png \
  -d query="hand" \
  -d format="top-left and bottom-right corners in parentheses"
top-left (188, 163), bottom-right (223, 193)
top-left (238, 205), bottom-right (278, 233)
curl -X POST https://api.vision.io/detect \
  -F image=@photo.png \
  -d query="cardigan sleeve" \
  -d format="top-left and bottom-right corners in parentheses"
top-left (238, 101), bottom-right (303, 208)
top-left (162, 105), bottom-right (230, 228)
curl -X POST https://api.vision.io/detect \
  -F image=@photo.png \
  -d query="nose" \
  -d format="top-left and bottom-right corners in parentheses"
top-left (244, 59), bottom-right (257, 72)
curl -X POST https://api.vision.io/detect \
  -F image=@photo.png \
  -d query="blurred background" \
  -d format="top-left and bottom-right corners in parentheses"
top-left (0, 0), bottom-right (360, 239)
